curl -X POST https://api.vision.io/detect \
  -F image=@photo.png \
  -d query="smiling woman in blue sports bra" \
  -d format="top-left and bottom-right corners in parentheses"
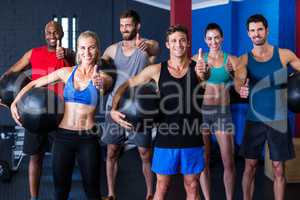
top-left (193, 23), bottom-right (239, 200)
top-left (11, 31), bottom-right (113, 200)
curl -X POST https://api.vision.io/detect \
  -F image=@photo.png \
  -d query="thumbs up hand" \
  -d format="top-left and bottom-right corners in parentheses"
top-left (56, 40), bottom-right (65, 60)
top-left (135, 33), bottom-right (148, 52)
top-left (92, 65), bottom-right (104, 94)
top-left (195, 48), bottom-right (208, 75)
top-left (240, 78), bottom-right (249, 98)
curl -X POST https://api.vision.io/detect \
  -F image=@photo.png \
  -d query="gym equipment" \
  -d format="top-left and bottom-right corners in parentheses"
top-left (0, 160), bottom-right (11, 182)
top-left (0, 71), bottom-right (31, 106)
top-left (288, 73), bottom-right (300, 113)
top-left (119, 82), bottom-right (159, 131)
top-left (0, 126), bottom-right (24, 183)
top-left (17, 87), bottom-right (64, 133)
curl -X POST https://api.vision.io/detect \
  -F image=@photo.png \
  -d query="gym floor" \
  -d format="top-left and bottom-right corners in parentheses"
top-left (0, 146), bottom-right (299, 200)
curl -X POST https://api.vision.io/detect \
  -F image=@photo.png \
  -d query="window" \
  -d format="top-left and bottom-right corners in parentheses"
top-left (53, 16), bottom-right (77, 51)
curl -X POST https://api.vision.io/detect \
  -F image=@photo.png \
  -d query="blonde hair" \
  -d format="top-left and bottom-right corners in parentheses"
top-left (76, 31), bottom-right (100, 65)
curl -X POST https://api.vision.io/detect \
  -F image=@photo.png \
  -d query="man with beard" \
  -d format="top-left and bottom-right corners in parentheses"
top-left (236, 14), bottom-right (300, 200)
top-left (0, 21), bottom-right (75, 200)
top-left (101, 10), bottom-right (159, 200)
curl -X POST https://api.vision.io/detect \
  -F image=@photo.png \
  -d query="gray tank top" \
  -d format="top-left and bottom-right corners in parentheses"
top-left (106, 41), bottom-right (149, 106)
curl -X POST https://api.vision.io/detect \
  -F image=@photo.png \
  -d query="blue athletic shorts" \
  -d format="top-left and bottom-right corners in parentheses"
top-left (152, 147), bottom-right (205, 175)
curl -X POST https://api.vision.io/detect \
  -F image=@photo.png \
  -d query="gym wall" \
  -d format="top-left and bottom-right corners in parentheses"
top-left (191, 0), bottom-right (296, 56)
top-left (0, 0), bottom-right (170, 75)
top-left (0, 0), bottom-right (170, 126)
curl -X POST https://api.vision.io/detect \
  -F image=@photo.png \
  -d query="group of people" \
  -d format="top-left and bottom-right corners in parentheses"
top-left (0, 9), bottom-right (299, 200)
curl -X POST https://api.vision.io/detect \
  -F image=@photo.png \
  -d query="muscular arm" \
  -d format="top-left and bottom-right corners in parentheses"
top-left (280, 48), bottom-right (300, 71)
top-left (145, 40), bottom-right (160, 64)
top-left (1, 50), bottom-right (32, 79)
top-left (111, 64), bottom-right (161, 110)
top-left (12, 67), bottom-right (69, 105)
top-left (10, 67), bottom-right (71, 124)
top-left (234, 54), bottom-right (248, 93)
top-left (227, 55), bottom-right (239, 76)
top-left (102, 44), bottom-right (117, 62)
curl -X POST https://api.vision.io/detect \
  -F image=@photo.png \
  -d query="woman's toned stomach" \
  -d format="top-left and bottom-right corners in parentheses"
top-left (58, 102), bottom-right (97, 131)
top-left (203, 83), bottom-right (231, 105)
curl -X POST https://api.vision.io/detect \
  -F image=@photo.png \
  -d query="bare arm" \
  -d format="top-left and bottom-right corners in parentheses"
top-left (135, 34), bottom-right (160, 64)
top-left (234, 54), bottom-right (248, 94)
top-left (227, 55), bottom-right (239, 75)
top-left (280, 48), bottom-right (300, 71)
top-left (102, 44), bottom-right (117, 62)
top-left (1, 50), bottom-right (32, 79)
top-left (10, 67), bottom-right (71, 125)
top-left (112, 63), bottom-right (160, 110)
top-left (145, 40), bottom-right (160, 64)
top-left (110, 64), bottom-right (161, 129)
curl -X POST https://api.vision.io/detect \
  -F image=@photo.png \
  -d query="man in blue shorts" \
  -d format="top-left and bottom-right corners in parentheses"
top-left (109, 25), bottom-right (209, 200)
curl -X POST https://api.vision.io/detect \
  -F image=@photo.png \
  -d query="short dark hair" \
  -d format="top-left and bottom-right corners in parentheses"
top-left (204, 23), bottom-right (223, 37)
top-left (120, 10), bottom-right (141, 25)
top-left (246, 14), bottom-right (268, 30)
top-left (45, 21), bottom-right (64, 38)
top-left (165, 25), bottom-right (189, 42)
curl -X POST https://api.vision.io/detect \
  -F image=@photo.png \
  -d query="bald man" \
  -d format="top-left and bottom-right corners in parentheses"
top-left (0, 21), bottom-right (75, 200)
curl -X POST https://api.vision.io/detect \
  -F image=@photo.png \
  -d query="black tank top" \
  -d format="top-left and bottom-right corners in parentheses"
top-left (155, 60), bottom-right (204, 148)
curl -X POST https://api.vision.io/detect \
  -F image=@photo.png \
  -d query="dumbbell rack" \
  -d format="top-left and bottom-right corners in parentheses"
top-left (0, 126), bottom-right (25, 182)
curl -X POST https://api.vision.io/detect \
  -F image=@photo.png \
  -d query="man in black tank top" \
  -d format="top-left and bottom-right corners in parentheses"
top-left (236, 14), bottom-right (300, 200)
top-left (109, 25), bottom-right (210, 200)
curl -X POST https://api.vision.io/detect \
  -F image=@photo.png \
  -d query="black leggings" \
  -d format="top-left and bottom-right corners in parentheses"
top-left (52, 128), bottom-right (101, 200)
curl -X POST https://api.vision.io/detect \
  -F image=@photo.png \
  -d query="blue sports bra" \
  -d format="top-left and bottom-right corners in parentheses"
top-left (63, 66), bottom-right (99, 106)
top-left (205, 53), bottom-right (231, 84)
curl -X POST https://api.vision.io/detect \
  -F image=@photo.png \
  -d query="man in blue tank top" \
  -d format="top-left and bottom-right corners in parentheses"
top-left (101, 10), bottom-right (159, 200)
top-left (236, 14), bottom-right (300, 200)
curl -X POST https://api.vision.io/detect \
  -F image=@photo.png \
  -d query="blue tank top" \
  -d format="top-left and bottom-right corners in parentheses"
top-left (206, 53), bottom-right (231, 84)
top-left (64, 66), bottom-right (99, 106)
top-left (247, 47), bottom-right (287, 121)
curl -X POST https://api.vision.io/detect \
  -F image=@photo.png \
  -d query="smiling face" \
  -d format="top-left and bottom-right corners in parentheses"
top-left (248, 22), bottom-right (268, 46)
top-left (166, 31), bottom-right (189, 58)
top-left (44, 22), bottom-right (63, 50)
top-left (205, 29), bottom-right (223, 51)
top-left (77, 36), bottom-right (99, 65)
top-left (120, 17), bottom-right (140, 41)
